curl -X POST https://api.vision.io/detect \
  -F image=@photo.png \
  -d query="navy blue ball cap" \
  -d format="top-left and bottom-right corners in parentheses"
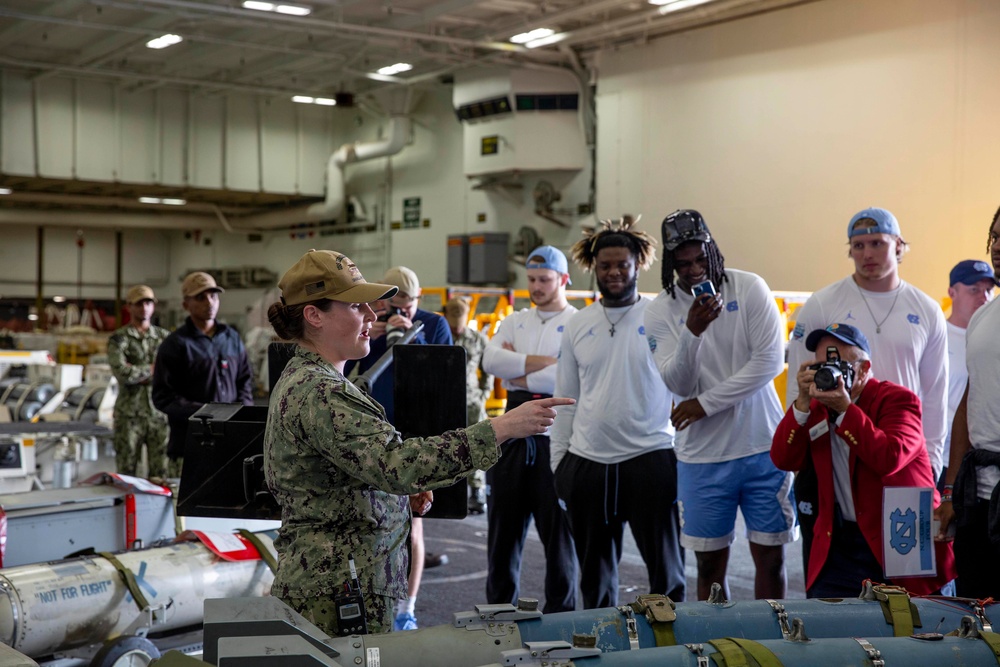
top-left (805, 323), bottom-right (871, 356)
top-left (949, 259), bottom-right (996, 287)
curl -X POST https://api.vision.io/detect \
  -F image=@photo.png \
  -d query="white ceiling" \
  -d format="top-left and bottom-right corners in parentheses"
top-left (0, 0), bottom-right (817, 218)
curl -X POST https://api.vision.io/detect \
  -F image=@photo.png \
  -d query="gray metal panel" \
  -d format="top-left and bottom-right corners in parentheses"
top-left (446, 235), bottom-right (468, 284)
top-left (468, 233), bottom-right (509, 284)
top-left (0, 486), bottom-right (176, 567)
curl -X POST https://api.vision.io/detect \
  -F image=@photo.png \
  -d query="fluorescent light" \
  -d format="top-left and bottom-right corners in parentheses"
top-left (243, 1), bottom-right (311, 15)
top-left (525, 32), bottom-right (566, 48)
top-left (275, 4), bottom-right (311, 16)
top-left (146, 34), bottom-right (183, 49)
top-left (655, 0), bottom-right (713, 13)
top-left (510, 28), bottom-right (555, 45)
top-left (138, 196), bottom-right (187, 205)
top-left (292, 95), bottom-right (336, 106)
top-left (52, 296), bottom-right (66, 303)
top-left (376, 63), bottom-right (413, 76)
top-left (0, 188), bottom-right (11, 195)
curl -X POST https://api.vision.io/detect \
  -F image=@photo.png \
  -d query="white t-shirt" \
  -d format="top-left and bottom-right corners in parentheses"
top-left (786, 276), bottom-right (949, 478)
top-left (550, 297), bottom-right (674, 471)
top-left (945, 321), bottom-right (968, 467)
top-left (966, 298), bottom-right (1000, 498)
top-left (644, 269), bottom-right (786, 464)
top-left (483, 304), bottom-right (577, 396)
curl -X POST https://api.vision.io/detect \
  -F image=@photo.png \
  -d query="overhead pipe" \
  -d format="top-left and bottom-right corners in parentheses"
top-left (283, 114), bottom-right (412, 226)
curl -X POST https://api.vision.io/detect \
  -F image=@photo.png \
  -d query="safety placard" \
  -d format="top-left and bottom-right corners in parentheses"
top-left (882, 486), bottom-right (935, 578)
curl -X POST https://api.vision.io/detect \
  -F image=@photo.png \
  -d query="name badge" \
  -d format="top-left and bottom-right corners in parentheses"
top-left (808, 420), bottom-right (829, 441)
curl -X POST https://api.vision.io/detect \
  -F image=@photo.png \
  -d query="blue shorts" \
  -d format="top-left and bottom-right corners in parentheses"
top-left (677, 451), bottom-right (798, 552)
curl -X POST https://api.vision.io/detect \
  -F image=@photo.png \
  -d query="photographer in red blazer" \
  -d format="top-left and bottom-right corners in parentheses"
top-left (772, 323), bottom-right (956, 597)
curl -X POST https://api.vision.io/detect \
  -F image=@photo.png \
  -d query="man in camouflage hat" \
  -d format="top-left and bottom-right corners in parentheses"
top-left (108, 285), bottom-right (170, 477)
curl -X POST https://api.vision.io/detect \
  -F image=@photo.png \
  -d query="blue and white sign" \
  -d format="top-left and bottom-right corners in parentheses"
top-left (882, 487), bottom-right (935, 578)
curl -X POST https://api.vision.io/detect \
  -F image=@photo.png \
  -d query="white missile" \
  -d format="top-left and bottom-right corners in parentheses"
top-left (0, 532), bottom-right (275, 659)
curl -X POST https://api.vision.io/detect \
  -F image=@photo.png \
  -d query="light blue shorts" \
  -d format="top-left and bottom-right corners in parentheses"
top-left (677, 451), bottom-right (798, 552)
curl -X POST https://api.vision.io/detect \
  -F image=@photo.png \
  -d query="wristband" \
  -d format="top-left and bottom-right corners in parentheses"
top-left (941, 491), bottom-right (953, 503)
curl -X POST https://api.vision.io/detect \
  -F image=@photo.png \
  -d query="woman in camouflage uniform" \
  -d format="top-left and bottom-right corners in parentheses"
top-left (264, 249), bottom-right (571, 636)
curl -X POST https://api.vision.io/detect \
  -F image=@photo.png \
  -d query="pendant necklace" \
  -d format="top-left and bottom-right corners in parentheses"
top-left (856, 281), bottom-right (901, 334)
top-left (601, 300), bottom-right (637, 337)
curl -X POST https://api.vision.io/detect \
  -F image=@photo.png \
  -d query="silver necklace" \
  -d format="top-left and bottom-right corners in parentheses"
top-left (601, 301), bottom-right (637, 337)
top-left (534, 306), bottom-right (563, 325)
top-left (856, 281), bottom-right (901, 334)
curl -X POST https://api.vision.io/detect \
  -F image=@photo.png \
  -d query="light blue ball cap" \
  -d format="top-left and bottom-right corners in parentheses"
top-left (848, 207), bottom-right (901, 239)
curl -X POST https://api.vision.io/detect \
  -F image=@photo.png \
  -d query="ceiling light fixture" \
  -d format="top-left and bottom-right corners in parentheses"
top-left (292, 96), bottom-right (336, 106)
top-left (275, 4), bottom-right (311, 16)
top-left (146, 34), bottom-right (183, 50)
top-left (653, 0), bottom-right (713, 13)
top-left (376, 63), bottom-right (413, 76)
top-left (510, 28), bottom-right (555, 45)
top-left (52, 296), bottom-right (66, 303)
top-left (525, 32), bottom-right (567, 49)
top-left (0, 188), bottom-right (11, 195)
top-left (242, 1), bottom-right (312, 16)
top-left (138, 196), bottom-right (187, 205)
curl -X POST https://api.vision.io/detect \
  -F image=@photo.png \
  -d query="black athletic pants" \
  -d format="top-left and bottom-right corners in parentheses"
top-left (486, 392), bottom-right (577, 612)
top-left (955, 499), bottom-right (1000, 599)
top-left (554, 448), bottom-right (686, 608)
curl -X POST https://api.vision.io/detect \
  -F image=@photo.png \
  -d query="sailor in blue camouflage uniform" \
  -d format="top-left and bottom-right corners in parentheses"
top-left (264, 249), bottom-right (572, 636)
top-left (107, 284), bottom-right (170, 478)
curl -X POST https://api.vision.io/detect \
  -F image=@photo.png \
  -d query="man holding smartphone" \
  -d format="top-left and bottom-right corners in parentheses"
top-left (644, 209), bottom-right (797, 601)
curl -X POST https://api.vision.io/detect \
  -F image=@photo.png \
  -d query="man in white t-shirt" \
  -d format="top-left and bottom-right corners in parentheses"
top-left (936, 210), bottom-right (1000, 598)
top-left (645, 210), bottom-right (796, 601)
top-left (787, 208), bottom-right (948, 478)
top-left (481, 246), bottom-right (578, 613)
top-left (552, 217), bottom-right (685, 608)
top-left (941, 260), bottom-right (995, 487)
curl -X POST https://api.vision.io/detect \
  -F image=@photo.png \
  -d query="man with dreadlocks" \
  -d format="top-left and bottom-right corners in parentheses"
top-left (935, 206), bottom-right (1000, 598)
top-left (550, 216), bottom-right (686, 608)
top-left (644, 209), bottom-right (796, 601)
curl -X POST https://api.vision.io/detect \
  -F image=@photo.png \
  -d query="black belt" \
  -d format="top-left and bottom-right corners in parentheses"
top-left (505, 390), bottom-right (552, 412)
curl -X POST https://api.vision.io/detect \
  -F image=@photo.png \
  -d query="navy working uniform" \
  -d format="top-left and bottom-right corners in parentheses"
top-left (265, 347), bottom-right (498, 633)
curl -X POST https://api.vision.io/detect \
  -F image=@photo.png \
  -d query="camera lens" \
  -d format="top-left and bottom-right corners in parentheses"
top-left (814, 366), bottom-right (842, 391)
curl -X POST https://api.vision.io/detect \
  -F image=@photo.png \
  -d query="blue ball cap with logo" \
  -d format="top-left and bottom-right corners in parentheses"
top-left (805, 323), bottom-right (871, 356)
top-left (526, 245), bottom-right (571, 284)
top-left (949, 259), bottom-right (996, 287)
top-left (847, 207), bottom-right (901, 239)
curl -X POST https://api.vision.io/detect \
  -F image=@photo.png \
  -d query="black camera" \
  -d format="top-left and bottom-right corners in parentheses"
top-left (809, 346), bottom-right (855, 392)
top-left (378, 306), bottom-right (408, 346)
top-left (376, 306), bottom-right (405, 323)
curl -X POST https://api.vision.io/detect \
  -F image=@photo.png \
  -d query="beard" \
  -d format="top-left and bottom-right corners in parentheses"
top-left (597, 273), bottom-right (638, 303)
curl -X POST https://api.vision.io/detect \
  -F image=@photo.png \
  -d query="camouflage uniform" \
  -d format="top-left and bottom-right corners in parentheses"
top-left (454, 327), bottom-right (493, 426)
top-left (264, 347), bottom-right (499, 636)
top-left (454, 326), bottom-right (493, 507)
top-left (108, 324), bottom-right (170, 477)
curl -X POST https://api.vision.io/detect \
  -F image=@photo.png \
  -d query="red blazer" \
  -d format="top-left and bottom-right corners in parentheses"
top-left (771, 378), bottom-right (956, 595)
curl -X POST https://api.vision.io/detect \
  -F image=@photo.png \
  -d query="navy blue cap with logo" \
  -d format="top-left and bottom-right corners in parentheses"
top-left (805, 323), bottom-right (871, 356)
top-left (949, 259), bottom-right (996, 287)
